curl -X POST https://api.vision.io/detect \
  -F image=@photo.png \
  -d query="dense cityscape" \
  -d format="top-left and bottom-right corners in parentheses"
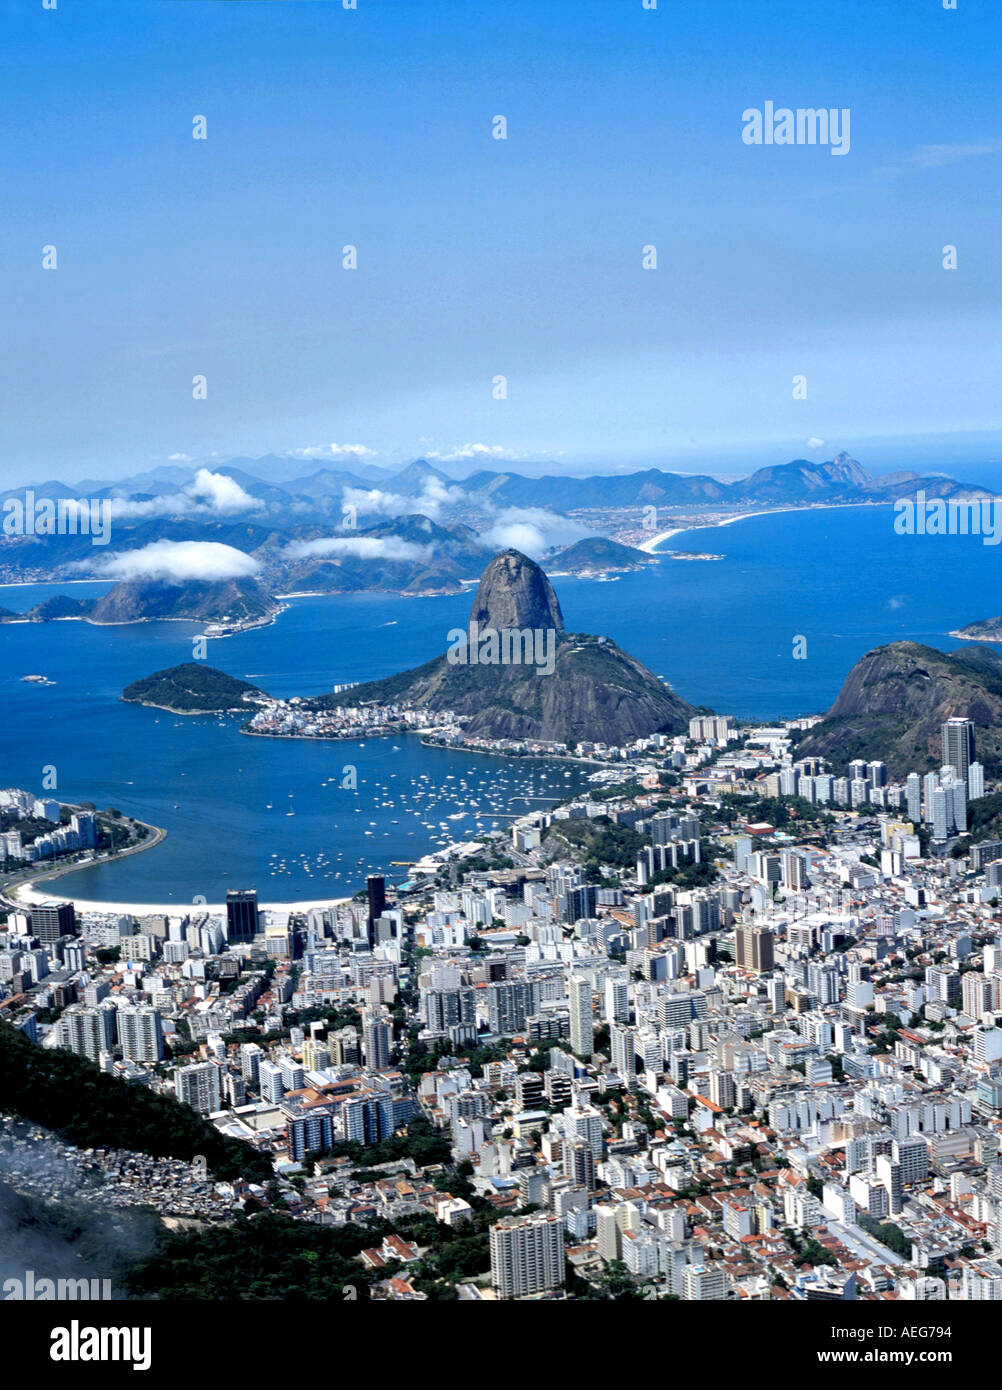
top-left (4, 711), bottom-right (1002, 1304)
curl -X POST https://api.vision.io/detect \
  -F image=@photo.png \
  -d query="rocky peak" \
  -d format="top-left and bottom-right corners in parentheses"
top-left (829, 451), bottom-right (870, 486)
top-left (466, 549), bottom-right (565, 635)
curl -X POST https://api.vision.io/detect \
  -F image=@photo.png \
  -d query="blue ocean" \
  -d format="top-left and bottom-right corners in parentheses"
top-left (0, 504), bottom-right (995, 903)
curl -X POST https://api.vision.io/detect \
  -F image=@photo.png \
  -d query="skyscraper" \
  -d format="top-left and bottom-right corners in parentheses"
top-left (226, 890), bottom-right (259, 943)
top-left (735, 924), bottom-right (775, 974)
top-left (604, 974), bottom-right (630, 1024)
top-left (610, 1022), bottom-right (638, 1087)
top-left (568, 975), bottom-right (593, 1058)
top-left (931, 787), bottom-right (950, 842)
top-left (362, 1009), bottom-right (393, 1070)
top-left (56, 1004), bottom-right (116, 1063)
top-left (490, 1213), bottom-right (566, 1298)
top-left (905, 773), bottom-right (922, 824)
top-left (175, 1061), bottom-right (222, 1115)
top-left (487, 980), bottom-right (538, 1036)
top-left (970, 761), bottom-right (986, 801)
top-left (942, 718), bottom-right (975, 781)
top-left (366, 874), bottom-right (386, 946)
top-left (30, 901), bottom-right (76, 944)
top-left (118, 1005), bottom-right (164, 1063)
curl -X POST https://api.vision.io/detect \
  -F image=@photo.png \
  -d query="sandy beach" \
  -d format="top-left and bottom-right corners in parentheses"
top-left (638, 500), bottom-right (888, 554)
top-left (10, 881), bottom-right (351, 917)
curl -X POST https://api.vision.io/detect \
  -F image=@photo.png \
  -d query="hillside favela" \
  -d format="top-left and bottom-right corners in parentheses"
top-left (2, 0), bottom-right (1000, 1353)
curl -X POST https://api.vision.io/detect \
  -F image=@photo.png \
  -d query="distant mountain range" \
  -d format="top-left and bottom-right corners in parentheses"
top-left (1, 451), bottom-right (992, 604)
top-left (5, 450), bottom-right (989, 522)
top-left (458, 452), bottom-right (988, 510)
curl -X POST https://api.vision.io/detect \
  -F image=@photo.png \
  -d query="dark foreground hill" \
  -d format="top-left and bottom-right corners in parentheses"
top-left (0, 1021), bottom-right (271, 1182)
top-left (319, 549), bottom-right (695, 745)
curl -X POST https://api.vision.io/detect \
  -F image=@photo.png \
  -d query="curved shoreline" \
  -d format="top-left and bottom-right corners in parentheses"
top-left (2, 817), bottom-right (168, 909)
top-left (639, 500), bottom-right (890, 554)
top-left (948, 628), bottom-right (1002, 644)
top-left (123, 698), bottom-right (251, 717)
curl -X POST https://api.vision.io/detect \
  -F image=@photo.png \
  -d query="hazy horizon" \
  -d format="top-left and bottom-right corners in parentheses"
top-left (3, 0), bottom-right (999, 489)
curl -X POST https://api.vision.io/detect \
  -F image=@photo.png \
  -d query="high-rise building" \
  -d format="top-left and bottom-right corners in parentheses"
top-left (782, 850), bottom-right (808, 890)
top-left (341, 1090), bottom-right (395, 1145)
top-left (561, 883), bottom-right (597, 924)
top-left (175, 1061), bottom-right (222, 1115)
top-left (610, 1022), bottom-right (638, 1088)
top-left (489, 1213), bottom-right (565, 1298)
top-left (603, 974), bottom-right (630, 1024)
top-left (56, 1003), bottom-right (116, 1063)
top-left (735, 924), bottom-right (774, 974)
top-left (905, 773), bottom-right (922, 824)
top-left (568, 975), bottom-right (593, 1058)
top-left (970, 761), bottom-right (986, 801)
top-left (423, 986), bottom-right (477, 1035)
top-left (488, 980), bottom-right (538, 1036)
top-left (226, 890), bottom-right (259, 943)
top-left (942, 717), bottom-right (976, 781)
top-left (682, 1264), bottom-right (730, 1300)
top-left (709, 1069), bottom-right (737, 1110)
top-left (30, 901), bottom-right (76, 944)
top-left (931, 787), bottom-right (950, 842)
top-left (117, 1005), bottom-right (164, 1063)
top-left (240, 1042), bottom-right (264, 1085)
top-left (362, 1010), bottom-right (393, 1070)
top-left (366, 875), bottom-right (386, 945)
top-left (949, 776), bottom-right (968, 834)
top-left (562, 1139), bottom-right (596, 1190)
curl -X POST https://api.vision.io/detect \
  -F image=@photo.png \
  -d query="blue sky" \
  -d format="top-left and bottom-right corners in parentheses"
top-left (2, 0), bottom-right (1001, 486)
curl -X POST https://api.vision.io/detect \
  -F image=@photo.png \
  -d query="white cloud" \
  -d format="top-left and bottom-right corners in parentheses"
top-left (479, 507), bottom-right (593, 560)
top-left (167, 452), bottom-right (193, 463)
top-left (97, 540), bottom-right (260, 583)
top-left (425, 443), bottom-right (565, 464)
top-left (286, 443), bottom-right (378, 461)
top-left (904, 140), bottom-right (1002, 170)
top-left (806, 437), bottom-right (825, 450)
top-left (342, 477), bottom-right (464, 522)
top-left (186, 469), bottom-right (261, 514)
top-left (285, 536), bottom-right (434, 564)
top-left (110, 469), bottom-right (263, 520)
top-left (426, 443), bottom-right (521, 463)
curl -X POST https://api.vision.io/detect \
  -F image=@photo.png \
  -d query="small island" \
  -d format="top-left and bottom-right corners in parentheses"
top-left (122, 663), bottom-right (268, 714)
top-left (950, 615), bottom-right (1002, 644)
top-left (0, 577), bottom-right (280, 634)
top-left (548, 536), bottom-right (654, 576)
